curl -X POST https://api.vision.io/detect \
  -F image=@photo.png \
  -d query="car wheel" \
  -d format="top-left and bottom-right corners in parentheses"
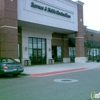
top-left (13, 73), bottom-right (19, 76)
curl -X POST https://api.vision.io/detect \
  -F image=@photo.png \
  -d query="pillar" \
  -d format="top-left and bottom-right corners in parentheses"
top-left (62, 34), bottom-right (70, 63)
top-left (0, 0), bottom-right (18, 59)
top-left (75, 1), bottom-right (87, 63)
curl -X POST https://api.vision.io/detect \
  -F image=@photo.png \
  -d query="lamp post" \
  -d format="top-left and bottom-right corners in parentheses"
top-left (91, 34), bottom-right (94, 61)
top-left (84, 26), bottom-right (90, 60)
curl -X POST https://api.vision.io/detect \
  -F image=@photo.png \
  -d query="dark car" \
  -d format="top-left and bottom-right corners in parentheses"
top-left (0, 58), bottom-right (24, 76)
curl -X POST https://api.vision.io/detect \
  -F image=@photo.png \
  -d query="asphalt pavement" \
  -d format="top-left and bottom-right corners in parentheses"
top-left (1, 62), bottom-right (100, 100)
top-left (23, 62), bottom-right (100, 77)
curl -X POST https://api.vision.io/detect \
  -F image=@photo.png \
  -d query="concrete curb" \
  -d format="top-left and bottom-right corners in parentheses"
top-left (30, 67), bottom-right (87, 77)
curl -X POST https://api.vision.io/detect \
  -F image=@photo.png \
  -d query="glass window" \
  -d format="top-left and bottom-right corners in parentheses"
top-left (28, 37), bottom-right (46, 64)
top-left (42, 44), bottom-right (45, 49)
top-left (38, 44), bottom-right (41, 49)
top-left (33, 38), bottom-right (37, 43)
top-left (28, 48), bottom-right (32, 54)
top-left (38, 38), bottom-right (41, 43)
top-left (29, 53), bottom-right (32, 57)
top-left (33, 44), bottom-right (37, 49)
top-left (69, 47), bottom-right (76, 56)
top-left (28, 38), bottom-right (32, 43)
top-left (38, 39), bottom-right (41, 49)
top-left (42, 39), bottom-right (45, 43)
top-left (29, 44), bottom-right (32, 49)
top-left (42, 50), bottom-right (45, 55)
top-left (42, 54), bottom-right (45, 58)
top-left (38, 50), bottom-right (42, 57)
top-left (57, 46), bottom-right (62, 58)
top-left (37, 39), bottom-right (40, 48)
top-left (42, 39), bottom-right (45, 49)
top-left (1, 58), bottom-right (17, 63)
top-left (33, 50), bottom-right (37, 57)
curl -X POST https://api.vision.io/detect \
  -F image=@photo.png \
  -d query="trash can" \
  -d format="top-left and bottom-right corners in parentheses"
top-left (28, 60), bottom-right (31, 66)
top-left (48, 59), bottom-right (54, 64)
top-left (48, 59), bottom-right (52, 64)
top-left (51, 59), bottom-right (54, 64)
top-left (24, 60), bottom-right (28, 66)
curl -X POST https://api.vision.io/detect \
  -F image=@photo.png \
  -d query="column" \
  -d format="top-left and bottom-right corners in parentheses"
top-left (75, 1), bottom-right (87, 63)
top-left (62, 34), bottom-right (70, 63)
top-left (0, 0), bottom-right (18, 59)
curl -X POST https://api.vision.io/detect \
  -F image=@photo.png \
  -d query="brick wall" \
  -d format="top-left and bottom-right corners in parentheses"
top-left (0, 0), bottom-right (18, 58)
top-left (75, 2), bottom-right (85, 57)
top-left (52, 33), bottom-right (69, 58)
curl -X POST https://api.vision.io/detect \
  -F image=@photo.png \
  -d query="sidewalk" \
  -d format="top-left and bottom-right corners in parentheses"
top-left (23, 62), bottom-right (100, 77)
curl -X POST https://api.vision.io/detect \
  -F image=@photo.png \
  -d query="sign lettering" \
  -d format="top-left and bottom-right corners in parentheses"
top-left (31, 2), bottom-right (71, 18)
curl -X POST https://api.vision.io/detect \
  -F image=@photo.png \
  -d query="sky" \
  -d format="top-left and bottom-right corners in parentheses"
top-left (72, 0), bottom-right (100, 31)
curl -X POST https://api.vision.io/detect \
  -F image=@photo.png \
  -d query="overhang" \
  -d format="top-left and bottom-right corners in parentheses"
top-left (18, 20), bottom-right (77, 34)
top-left (84, 40), bottom-right (100, 48)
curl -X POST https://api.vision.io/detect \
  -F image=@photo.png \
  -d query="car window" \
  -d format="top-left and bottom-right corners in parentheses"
top-left (1, 58), bottom-right (18, 63)
top-left (2, 59), bottom-right (7, 62)
top-left (7, 59), bottom-right (17, 63)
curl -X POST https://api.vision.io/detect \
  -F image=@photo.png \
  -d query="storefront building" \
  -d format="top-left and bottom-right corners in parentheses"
top-left (84, 27), bottom-right (100, 62)
top-left (1, 0), bottom-right (99, 65)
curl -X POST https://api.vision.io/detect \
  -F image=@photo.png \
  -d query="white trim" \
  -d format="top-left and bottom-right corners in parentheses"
top-left (75, 57), bottom-right (87, 63)
top-left (63, 58), bottom-right (70, 63)
top-left (58, 0), bottom-right (77, 6)
top-left (0, 25), bottom-right (17, 29)
top-left (75, 37), bottom-right (84, 38)
top-left (76, 1), bottom-right (84, 6)
top-left (52, 37), bottom-right (68, 40)
top-left (52, 37), bottom-right (62, 40)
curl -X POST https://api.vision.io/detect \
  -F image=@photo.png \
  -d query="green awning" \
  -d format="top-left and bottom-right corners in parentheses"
top-left (85, 40), bottom-right (100, 47)
top-left (69, 38), bottom-right (75, 47)
top-left (69, 38), bottom-right (100, 48)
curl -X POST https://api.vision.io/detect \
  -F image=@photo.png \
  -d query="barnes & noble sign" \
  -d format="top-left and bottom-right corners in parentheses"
top-left (31, 2), bottom-right (71, 18)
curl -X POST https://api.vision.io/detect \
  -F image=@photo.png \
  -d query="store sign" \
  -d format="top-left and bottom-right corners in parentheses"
top-left (31, 2), bottom-right (71, 18)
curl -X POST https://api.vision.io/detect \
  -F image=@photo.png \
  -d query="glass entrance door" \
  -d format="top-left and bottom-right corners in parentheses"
top-left (52, 46), bottom-right (62, 62)
top-left (32, 49), bottom-right (42, 64)
top-left (28, 38), bottom-right (46, 65)
top-left (57, 46), bottom-right (62, 61)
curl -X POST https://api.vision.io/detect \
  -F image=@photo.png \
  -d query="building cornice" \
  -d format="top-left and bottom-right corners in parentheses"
top-left (75, 0), bottom-right (84, 6)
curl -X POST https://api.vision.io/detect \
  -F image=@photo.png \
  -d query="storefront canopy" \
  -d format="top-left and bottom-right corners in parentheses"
top-left (69, 38), bottom-right (75, 47)
top-left (69, 38), bottom-right (100, 48)
top-left (84, 40), bottom-right (100, 48)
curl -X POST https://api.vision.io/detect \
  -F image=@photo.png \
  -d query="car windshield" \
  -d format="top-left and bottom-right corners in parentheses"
top-left (0, 58), bottom-right (18, 63)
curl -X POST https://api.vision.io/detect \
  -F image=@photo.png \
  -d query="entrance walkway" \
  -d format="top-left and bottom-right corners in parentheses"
top-left (23, 62), bottom-right (100, 77)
